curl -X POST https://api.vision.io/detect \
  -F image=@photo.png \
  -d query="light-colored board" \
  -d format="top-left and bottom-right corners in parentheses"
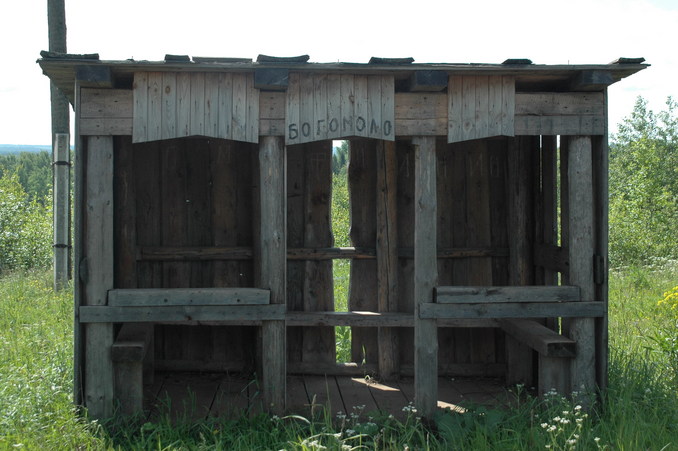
top-left (147, 73), bottom-right (163, 141)
top-left (190, 72), bottom-right (206, 136)
top-left (413, 136), bottom-right (438, 418)
top-left (435, 285), bottom-right (580, 304)
top-left (420, 301), bottom-right (605, 319)
top-left (80, 304), bottom-right (286, 323)
top-left (161, 72), bottom-right (177, 139)
top-left (108, 288), bottom-right (270, 306)
top-left (132, 73), bottom-right (148, 142)
top-left (131, 71), bottom-right (259, 143)
top-left (448, 75), bottom-right (515, 142)
top-left (286, 74), bottom-right (395, 144)
top-left (217, 73), bottom-right (233, 139)
top-left (204, 73), bottom-right (220, 137)
top-left (83, 136), bottom-right (115, 419)
top-left (259, 136), bottom-right (287, 413)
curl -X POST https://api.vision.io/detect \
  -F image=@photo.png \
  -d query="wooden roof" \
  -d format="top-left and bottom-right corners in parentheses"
top-left (38, 52), bottom-right (647, 105)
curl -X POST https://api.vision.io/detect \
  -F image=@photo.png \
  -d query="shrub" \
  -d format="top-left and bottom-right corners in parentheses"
top-left (0, 173), bottom-right (52, 272)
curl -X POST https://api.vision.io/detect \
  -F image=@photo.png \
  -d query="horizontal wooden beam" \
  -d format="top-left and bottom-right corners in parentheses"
top-left (287, 362), bottom-right (505, 377)
top-left (111, 323), bottom-right (153, 361)
top-left (419, 301), bottom-right (605, 320)
top-left (108, 288), bottom-right (270, 306)
top-left (499, 319), bottom-right (576, 357)
top-left (435, 285), bottom-right (580, 304)
top-left (137, 246), bottom-right (508, 261)
top-left (79, 304), bottom-right (285, 323)
top-left (285, 311), bottom-right (496, 327)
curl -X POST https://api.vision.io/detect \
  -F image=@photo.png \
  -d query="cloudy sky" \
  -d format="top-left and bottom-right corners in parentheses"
top-left (1, 0), bottom-right (676, 145)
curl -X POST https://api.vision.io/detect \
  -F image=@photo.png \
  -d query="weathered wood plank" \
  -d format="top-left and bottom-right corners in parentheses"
top-left (80, 88), bottom-right (131, 118)
top-left (413, 136), bottom-right (437, 418)
top-left (499, 319), bottom-right (576, 357)
top-left (488, 76), bottom-right (503, 137)
top-left (83, 136), bottom-right (115, 419)
top-left (231, 73), bottom-right (248, 142)
top-left (302, 141), bottom-right (335, 364)
top-left (285, 311), bottom-right (495, 328)
top-left (420, 301), bottom-right (605, 319)
top-left (348, 139), bottom-right (378, 364)
top-left (502, 76), bottom-right (515, 137)
top-left (245, 74), bottom-right (259, 143)
top-left (435, 286), bottom-right (580, 304)
top-left (203, 73), bottom-right (220, 137)
top-left (368, 75), bottom-right (383, 140)
top-left (514, 115), bottom-right (605, 136)
top-left (132, 73), bottom-right (148, 142)
top-left (108, 288), bottom-right (270, 306)
top-left (259, 136), bottom-right (287, 413)
top-left (217, 73), bottom-right (233, 139)
top-left (566, 136), bottom-right (597, 397)
top-left (80, 304), bottom-right (286, 323)
top-left (147, 73), bottom-right (163, 141)
top-left (396, 140), bottom-right (415, 368)
top-left (376, 140), bottom-right (399, 379)
top-left (161, 72), bottom-right (177, 140)
top-left (515, 92), bottom-right (605, 116)
top-left (53, 133), bottom-right (70, 289)
top-left (190, 72), bottom-right (206, 136)
top-left (176, 73), bottom-right (192, 137)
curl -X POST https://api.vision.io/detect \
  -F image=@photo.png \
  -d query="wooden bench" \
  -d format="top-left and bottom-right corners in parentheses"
top-left (101, 288), bottom-right (276, 415)
top-left (421, 285), bottom-right (605, 396)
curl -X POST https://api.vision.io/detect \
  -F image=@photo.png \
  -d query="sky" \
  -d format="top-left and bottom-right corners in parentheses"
top-left (1, 0), bottom-right (676, 145)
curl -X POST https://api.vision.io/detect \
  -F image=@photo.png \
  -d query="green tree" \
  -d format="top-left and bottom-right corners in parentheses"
top-left (0, 173), bottom-right (52, 272)
top-left (609, 97), bottom-right (678, 266)
top-left (332, 141), bottom-right (349, 175)
top-left (0, 151), bottom-right (53, 203)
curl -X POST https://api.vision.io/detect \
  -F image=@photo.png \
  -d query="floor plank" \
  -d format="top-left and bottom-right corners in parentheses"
top-left (209, 374), bottom-right (252, 417)
top-left (335, 377), bottom-right (379, 419)
top-left (303, 375), bottom-right (345, 418)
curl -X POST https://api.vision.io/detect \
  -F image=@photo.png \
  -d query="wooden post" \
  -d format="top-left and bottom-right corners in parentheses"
top-left (259, 136), bottom-right (286, 413)
top-left (53, 133), bottom-right (70, 290)
top-left (506, 137), bottom-right (535, 387)
top-left (413, 136), bottom-right (437, 417)
top-left (48, 0), bottom-right (70, 286)
top-left (376, 140), bottom-right (399, 380)
top-left (567, 136), bottom-right (596, 398)
top-left (83, 136), bottom-right (115, 419)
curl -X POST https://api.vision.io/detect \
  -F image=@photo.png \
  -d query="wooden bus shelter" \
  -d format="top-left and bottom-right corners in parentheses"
top-left (39, 52), bottom-right (646, 419)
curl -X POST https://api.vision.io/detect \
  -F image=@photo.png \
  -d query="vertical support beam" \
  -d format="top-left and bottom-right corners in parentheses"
top-left (506, 137), bottom-right (535, 387)
top-left (83, 136), bottom-right (114, 419)
top-left (413, 136), bottom-right (437, 418)
top-left (567, 136), bottom-right (596, 398)
top-left (593, 89), bottom-right (609, 393)
top-left (53, 133), bottom-right (70, 290)
top-left (73, 83), bottom-right (84, 406)
top-left (376, 140), bottom-right (399, 380)
top-left (259, 136), bottom-right (287, 414)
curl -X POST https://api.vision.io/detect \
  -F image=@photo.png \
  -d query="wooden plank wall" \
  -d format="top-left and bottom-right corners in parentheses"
top-left (114, 137), bottom-right (257, 371)
top-left (286, 141), bottom-right (336, 366)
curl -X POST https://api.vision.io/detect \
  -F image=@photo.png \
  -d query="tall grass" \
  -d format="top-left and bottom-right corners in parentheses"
top-left (2, 266), bottom-right (677, 449)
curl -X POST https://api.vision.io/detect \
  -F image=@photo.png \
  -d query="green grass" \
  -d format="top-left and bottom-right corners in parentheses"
top-left (1, 264), bottom-right (677, 450)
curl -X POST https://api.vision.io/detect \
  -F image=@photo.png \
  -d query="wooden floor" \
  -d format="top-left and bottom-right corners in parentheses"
top-left (143, 372), bottom-right (514, 421)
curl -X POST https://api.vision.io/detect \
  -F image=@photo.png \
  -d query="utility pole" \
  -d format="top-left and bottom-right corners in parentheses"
top-left (48, 0), bottom-right (71, 290)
